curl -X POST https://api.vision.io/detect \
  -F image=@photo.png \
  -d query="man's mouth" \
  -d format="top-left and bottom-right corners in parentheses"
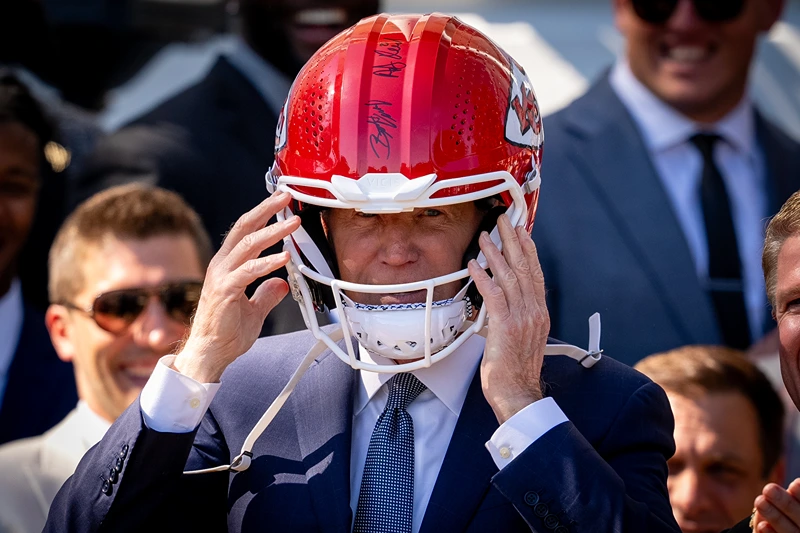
top-left (119, 363), bottom-right (157, 389)
top-left (377, 290), bottom-right (428, 305)
top-left (293, 8), bottom-right (347, 26)
top-left (290, 8), bottom-right (350, 47)
top-left (660, 43), bottom-right (716, 64)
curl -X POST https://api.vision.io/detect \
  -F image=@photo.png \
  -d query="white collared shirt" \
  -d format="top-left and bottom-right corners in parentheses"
top-left (0, 279), bottom-right (24, 409)
top-left (74, 401), bottom-right (113, 449)
top-left (610, 60), bottom-right (768, 340)
top-left (141, 335), bottom-right (568, 532)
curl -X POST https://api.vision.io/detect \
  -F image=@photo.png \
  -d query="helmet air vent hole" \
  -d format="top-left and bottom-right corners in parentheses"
top-left (406, 341), bottom-right (417, 348)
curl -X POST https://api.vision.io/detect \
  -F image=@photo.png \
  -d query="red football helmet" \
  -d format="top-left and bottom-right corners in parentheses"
top-left (267, 13), bottom-right (544, 373)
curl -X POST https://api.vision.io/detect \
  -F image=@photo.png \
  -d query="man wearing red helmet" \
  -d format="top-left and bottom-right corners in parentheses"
top-left (46, 14), bottom-right (679, 533)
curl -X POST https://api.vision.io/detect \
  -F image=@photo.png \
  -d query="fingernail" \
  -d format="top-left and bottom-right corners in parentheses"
top-left (480, 231), bottom-right (490, 241)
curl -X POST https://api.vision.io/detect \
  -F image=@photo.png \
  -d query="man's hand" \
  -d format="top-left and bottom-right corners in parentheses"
top-left (173, 192), bottom-right (301, 383)
top-left (751, 479), bottom-right (800, 533)
top-left (468, 213), bottom-right (550, 425)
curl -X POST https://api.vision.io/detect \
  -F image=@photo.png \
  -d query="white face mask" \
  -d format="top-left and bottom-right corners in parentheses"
top-left (269, 168), bottom-right (534, 373)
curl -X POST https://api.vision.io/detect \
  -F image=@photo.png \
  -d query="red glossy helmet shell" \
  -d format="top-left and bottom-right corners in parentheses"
top-left (274, 13), bottom-right (542, 229)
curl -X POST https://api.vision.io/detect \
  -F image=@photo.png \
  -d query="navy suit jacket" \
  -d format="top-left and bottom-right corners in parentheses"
top-left (0, 305), bottom-right (76, 445)
top-left (533, 74), bottom-right (800, 365)
top-left (47, 329), bottom-right (679, 532)
top-left (70, 57), bottom-right (307, 337)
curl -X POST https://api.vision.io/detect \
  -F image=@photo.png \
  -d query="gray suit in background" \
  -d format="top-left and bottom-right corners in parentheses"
top-left (533, 74), bottom-right (800, 366)
top-left (0, 404), bottom-right (106, 533)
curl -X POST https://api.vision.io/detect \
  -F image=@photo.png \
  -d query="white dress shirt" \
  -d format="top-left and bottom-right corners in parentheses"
top-left (140, 334), bottom-right (568, 532)
top-left (0, 279), bottom-right (24, 410)
top-left (610, 61), bottom-right (768, 340)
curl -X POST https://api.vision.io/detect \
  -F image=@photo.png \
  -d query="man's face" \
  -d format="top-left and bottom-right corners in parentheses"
top-left (47, 235), bottom-right (205, 422)
top-left (614, 0), bottom-right (782, 123)
top-left (240, 0), bottom-right (379, 76)
top-left (324, 203), bottom-right (484, 305)
top-left (0, 121), bottom-right (40, 294)
top-left (775, 234), bottom-right (800, 409)
top-left (666, 391), bottom-right (777, 533)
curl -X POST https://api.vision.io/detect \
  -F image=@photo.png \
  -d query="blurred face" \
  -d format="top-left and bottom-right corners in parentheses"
top-left (666, 392), bottom-right (777, 533)
top-left (324, 203), bottom-right (483, 305)
top-left (614, 0), bottom-right (782, 123)
top-left (47, 235), bottom-right (205, 422)
top-left (775, 235), bottom-right (800, 409)
top-left (240, 0), bottom-right (379, 77)
top-left (0, 121), bottom-right (40, 294)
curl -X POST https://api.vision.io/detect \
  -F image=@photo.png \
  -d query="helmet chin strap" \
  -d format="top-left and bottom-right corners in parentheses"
top-left (183, 314), bottom-right (602, 475)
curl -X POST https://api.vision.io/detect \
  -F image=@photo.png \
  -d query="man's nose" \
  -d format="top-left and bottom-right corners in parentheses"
top-left (667, 0), bottom-right (707, 30)
top-left (130, 298), bottom-right (185, 353)
top-left (670, 469), bottom-right (713, 519)
top-left (380, 223), bottom-right (419, 266)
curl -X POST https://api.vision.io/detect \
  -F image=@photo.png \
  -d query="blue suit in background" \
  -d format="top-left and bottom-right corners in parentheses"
top-left (0, 305), bottom-right (76, 445)
top-left (533, 75), bottom-right (800, 366)
top-left (47, 328), bottom-right (679, 532)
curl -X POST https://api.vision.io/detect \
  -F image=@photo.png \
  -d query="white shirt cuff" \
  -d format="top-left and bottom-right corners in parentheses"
top-left (485, 397), bottom-right (568, 470)
top-left (140, 355), bottom-right (221, 433)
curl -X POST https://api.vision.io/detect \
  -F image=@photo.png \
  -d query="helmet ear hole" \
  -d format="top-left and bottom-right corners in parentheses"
top-left (462, 204), bottom-right (506, 310)
top-left (297, 206), bottom-right (340, 311)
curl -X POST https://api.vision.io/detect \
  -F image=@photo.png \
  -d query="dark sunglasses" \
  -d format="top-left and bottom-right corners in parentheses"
top-left (632, 0), bottom-right (745, 24)
top-left (61, 281), bottom-right (203, 334)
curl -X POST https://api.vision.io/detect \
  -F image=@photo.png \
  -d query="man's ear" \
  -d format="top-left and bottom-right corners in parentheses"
top-left (613, 0), bottom-right (632, 34)
top-left (45, 304), bottom-right (77, 363)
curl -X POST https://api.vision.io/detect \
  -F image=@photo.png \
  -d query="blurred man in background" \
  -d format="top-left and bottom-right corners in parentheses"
top-left (533, 0), bottom-right (800, 365)
top-left (0, 72), bottom-right (76, 445)
top-left (0, 184), bottom-right (211, 533)
top-left (635, 345), bottom-right (785, 533)
top-left (71, 0), bottom-right (381, 338)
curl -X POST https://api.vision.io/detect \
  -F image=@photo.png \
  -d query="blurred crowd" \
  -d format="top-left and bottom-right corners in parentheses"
top-left (0, 0), bottom-right (799, 532)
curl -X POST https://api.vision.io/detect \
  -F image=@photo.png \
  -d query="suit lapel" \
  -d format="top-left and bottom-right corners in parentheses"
top-left (561, 75), bottom-right (718, 344)
top-left (419, 366), bottom-right (499, 533)
top-left (292, 349), bottom-right (356, 533)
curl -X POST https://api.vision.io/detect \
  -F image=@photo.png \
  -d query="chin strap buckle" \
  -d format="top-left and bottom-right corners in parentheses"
top-left (230, 451), bottom-right (253, 472)
top-left (543, 312), bottom-right (603, 368)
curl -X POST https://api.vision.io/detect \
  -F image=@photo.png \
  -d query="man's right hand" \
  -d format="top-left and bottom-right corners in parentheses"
top-left (173, 192), bottom-right (301, 383)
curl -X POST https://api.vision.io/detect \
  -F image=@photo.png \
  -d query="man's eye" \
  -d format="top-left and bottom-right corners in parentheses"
top-left (0, 180), bottom-right (38, 197)
top-left (421, 209), bottom-right (442, 217)
top-left (355, 212), bottom-right (377, 218)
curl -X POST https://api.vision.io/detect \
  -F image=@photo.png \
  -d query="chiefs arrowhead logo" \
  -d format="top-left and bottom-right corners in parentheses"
top-left (505, 60), bottom-right (542, 149)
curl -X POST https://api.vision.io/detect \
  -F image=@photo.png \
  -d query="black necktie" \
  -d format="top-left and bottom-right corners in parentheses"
top-left (690, 133), bottom-right (751, 349)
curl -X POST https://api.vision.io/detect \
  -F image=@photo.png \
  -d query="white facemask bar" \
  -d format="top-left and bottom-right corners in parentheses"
top-left (273, 169), bottom-right (529, 373)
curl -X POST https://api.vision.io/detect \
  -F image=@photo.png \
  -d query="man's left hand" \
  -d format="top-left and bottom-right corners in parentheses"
top-left (751, 479), bottom-right (800, 533)
top-left (469, 213), bottom-right (550, 425)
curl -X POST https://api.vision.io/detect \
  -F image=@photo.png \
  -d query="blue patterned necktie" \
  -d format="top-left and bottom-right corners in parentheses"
top-left (354, 373), bottom-right (427, 533)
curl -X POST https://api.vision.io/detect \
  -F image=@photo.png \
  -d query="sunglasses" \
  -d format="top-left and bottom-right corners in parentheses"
top-left (61, 281), bottom-right (203, 334)
top-left (632, 0), bottom-right (745, 24)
